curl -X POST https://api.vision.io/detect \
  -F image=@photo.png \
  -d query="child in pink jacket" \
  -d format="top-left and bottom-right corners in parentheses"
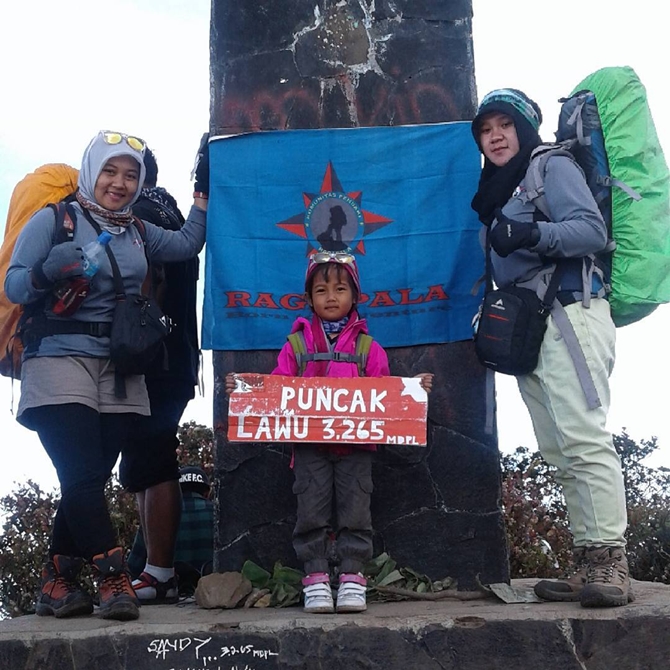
top-left (226, 251), bottom-right (432, 614)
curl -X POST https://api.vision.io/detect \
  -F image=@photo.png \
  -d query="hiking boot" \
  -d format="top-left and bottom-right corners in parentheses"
top-left (336, 573), bottom-right (367, 613)
top-left (580, 546), bottom-right (634, 608)
top-left (35, 555), bottom-right (93, 618)
top-left (132, 571), bottom-right (179, 605)
top-left (91, 547), bottom-right (140, 621)
top-left (302, 573), bottom-right (334, 613)
top-left (534, 547), bottom-right (588, 602)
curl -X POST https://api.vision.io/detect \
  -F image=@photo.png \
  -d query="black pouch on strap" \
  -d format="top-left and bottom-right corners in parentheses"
top-left (81, 209), bottom-right (172, 397)
top-left (474, 286), bottom-right (550, 376)
top-left (109, 294), bottom-right (171, 376)
top-left (473, 229), bottom-right (565, 376)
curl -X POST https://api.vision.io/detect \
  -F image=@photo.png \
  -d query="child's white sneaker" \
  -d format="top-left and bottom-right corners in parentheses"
top-left (336, 573), bottom-right (367, 613)
top-left (302, 572), bottom-right (334, 613)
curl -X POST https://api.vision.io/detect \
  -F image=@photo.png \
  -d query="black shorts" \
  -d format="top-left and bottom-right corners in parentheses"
top-left (119, 383), bottom-right (192, 492)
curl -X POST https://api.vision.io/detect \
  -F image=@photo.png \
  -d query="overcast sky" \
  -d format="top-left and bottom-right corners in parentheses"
top-left (0, 0), bottom-right (668, 497)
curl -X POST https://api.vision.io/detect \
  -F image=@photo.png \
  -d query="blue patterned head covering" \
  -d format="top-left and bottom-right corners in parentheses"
top-left (471, 88), bottom-right (543, 150)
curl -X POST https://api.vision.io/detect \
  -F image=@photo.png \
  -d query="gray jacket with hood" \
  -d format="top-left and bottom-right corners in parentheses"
top-left (488, 153), bottom-right (609, 291)
top-left (4, 202), bottom-right (206, 360)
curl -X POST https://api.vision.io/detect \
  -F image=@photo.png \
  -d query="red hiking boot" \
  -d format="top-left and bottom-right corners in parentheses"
top-left (35, 555), bottom-right (93, 618)
top-left (91, 547), bottom-right (140, 621)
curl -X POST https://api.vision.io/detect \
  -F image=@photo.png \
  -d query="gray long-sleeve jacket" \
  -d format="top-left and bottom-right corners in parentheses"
top-left (5, 201), bottom-right (206, 360)
top-left (488, 154), bottom-right (609, 289)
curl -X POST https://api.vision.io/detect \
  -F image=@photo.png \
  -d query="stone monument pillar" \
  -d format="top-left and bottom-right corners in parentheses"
top-left (210, 0), bottom-right (508, 588)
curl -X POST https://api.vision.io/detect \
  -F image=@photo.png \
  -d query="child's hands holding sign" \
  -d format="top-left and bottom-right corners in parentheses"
top-left (225, 372), bottom-right (238, 396)
top-left (414, 373), bottom-right (434, 393)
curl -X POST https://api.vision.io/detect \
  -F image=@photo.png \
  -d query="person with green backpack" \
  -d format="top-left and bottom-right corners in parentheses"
top-left (470, 88), bottom-right (632, 608)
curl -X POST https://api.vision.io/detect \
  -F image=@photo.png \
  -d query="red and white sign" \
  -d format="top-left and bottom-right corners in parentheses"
top-left (228, 374), bottom-right (427, 446)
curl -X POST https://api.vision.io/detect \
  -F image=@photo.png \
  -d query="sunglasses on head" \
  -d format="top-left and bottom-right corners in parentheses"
top-left (101, 131), bottom-right (146, 153)
top-left (312, 251), bottom-right (355, 265)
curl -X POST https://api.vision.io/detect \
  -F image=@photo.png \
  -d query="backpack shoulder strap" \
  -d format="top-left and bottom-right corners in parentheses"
top-left (128, 215), bottom-right (155, 295)
top-left (287, 332), bottom-right (308, 376)
top-left (46, 202), bottom-right (77, 244)
top-left (131, 215), bottom-right (147, 241)
top-left (7, 201), bottom-right (78, 381)
top-left (287, 330), bottom-right (372, 376)
top-left (524, 143), bottom-right (578, 219)
top-left (355, 333), bottom-right (374, 377)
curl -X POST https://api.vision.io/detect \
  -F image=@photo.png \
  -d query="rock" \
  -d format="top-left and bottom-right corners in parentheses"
top-left (252, 593), bottom-right (272, 608)
top-left (244, 588), bottom-right (271, 608)
top-left (194, 572), bottom-right (252, 609)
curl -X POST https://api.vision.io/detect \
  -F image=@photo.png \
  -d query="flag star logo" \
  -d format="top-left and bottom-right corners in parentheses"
top-left (275, 161), bottom-right (393, 255)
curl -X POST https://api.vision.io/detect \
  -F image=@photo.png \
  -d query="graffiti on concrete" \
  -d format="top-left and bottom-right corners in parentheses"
top-left (146, 636), bottom-right (279, 669)
top-left (219, 80), bottom-right (460, 131)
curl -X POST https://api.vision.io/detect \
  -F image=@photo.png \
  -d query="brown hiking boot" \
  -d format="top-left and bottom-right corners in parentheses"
top-left (533, 547), bottom-right (588, 602)
top-left (36, 555), bottom-right (94, 618)
top-left (91, 547), bottom-right (140, 621)
top-left (580, 546), bottom-right (634, 608)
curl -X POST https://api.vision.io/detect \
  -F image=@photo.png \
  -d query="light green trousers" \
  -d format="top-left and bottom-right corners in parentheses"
top-left (517, 298), bottom-right (627, 547)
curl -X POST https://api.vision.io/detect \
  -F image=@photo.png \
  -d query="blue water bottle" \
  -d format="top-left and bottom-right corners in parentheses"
top-left (81, 231), bottom-right (113, 277)
top-left (52, 231), bottom-right (113, 315)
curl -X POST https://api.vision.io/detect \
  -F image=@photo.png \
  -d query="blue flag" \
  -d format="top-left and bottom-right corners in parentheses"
top-left (203, 122), bottom-right (483, 350)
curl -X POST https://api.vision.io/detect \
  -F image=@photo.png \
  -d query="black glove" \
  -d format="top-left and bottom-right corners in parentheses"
top-left (489, 209), bottom-right (540, 257)
top-left (32, 242), bottom-right (84, 288)
top-left (193, 132), bottom-right (210, 197)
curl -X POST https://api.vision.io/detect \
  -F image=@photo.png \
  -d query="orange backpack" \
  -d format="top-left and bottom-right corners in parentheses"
top-left (0, 164), bottom-right (79, 378)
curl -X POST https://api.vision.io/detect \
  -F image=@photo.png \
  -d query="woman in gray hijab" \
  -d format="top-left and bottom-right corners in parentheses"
top-left (5, 130), bottom-right (208, 621)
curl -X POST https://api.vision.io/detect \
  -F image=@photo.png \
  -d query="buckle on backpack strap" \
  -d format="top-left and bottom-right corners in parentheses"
top-left (330, 352), bottom-right (358, 363)
top-left (87, 322), bottom-right (112, 337)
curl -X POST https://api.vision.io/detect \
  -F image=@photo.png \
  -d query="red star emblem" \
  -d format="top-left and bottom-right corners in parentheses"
top-left (275, 162), bottom-right (393, 255)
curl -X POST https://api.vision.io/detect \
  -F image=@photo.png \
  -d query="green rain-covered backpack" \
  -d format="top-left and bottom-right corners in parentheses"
top-left (525, 66), bottom-right (670, 327)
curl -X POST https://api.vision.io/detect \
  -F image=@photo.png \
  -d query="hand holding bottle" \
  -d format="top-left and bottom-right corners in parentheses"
top-left (51, 232), bottom-right (112, 316)
top-left (32, 242), bottom-right (85, 289)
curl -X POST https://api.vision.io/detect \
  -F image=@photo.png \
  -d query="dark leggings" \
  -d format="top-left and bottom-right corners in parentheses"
top-left (23, 403), bottom-right (135, 560)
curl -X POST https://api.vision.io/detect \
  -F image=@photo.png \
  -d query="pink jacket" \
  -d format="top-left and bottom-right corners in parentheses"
top-left (272, 312), bottom-right (389, 379)
top-left (272, 312), bottom-right (390, 454)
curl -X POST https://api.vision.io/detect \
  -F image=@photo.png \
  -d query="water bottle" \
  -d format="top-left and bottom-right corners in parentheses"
top-left (82, 231), bottom-right (112, 277)
top-left (52, 232), bottom-right (112, 316)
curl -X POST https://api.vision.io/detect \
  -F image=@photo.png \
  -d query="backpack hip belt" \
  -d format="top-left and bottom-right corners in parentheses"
top-left (45, 320), bottom-right (111, 338)
top-left (22, 319), bottom-right (111, 347)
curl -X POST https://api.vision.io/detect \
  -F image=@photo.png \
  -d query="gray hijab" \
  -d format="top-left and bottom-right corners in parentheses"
top-left (78, 131), bottom-right (146, 212)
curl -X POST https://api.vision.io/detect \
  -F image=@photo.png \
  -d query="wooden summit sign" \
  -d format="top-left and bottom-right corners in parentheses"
top-left (228, 374), bottom-right (427, 446)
